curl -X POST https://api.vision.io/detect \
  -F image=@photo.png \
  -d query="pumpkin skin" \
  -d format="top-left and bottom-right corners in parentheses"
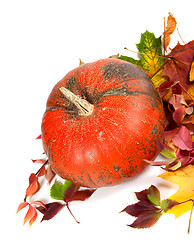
top-left (41, 58), bottom-right (165, 188)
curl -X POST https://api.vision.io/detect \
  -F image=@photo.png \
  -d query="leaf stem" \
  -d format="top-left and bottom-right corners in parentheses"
top-left (174, 198), bottom-right (194, 234)
top-left (35, 159), bottom-right (49, 176)
top-left (188, 201), bottom-right (194, 234)
top-left (178, 82), bottom-right (194, 103)
top-left (66, 204), bottom-right (80, 224)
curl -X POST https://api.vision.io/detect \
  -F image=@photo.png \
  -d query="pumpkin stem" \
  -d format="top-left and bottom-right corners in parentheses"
top-left (60, 87), bottom-right (94, 116)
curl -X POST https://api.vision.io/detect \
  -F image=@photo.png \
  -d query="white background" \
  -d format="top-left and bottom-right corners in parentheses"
top-left (1, 0), bottom-right (194, 239)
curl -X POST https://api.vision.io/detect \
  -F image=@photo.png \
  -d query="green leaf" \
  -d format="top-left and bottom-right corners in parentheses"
top-left (147, 185), bottom-right (161, 206)
top-left (160, 199), bottom-right (179, 213)
top-left (50, 180), bottom-right (74, 200)
top-left (119, 55), bottom-right (142, 67)
top-left (120, 30), bottom-right (167, 88)
top-left (160, 147), bottom-right (177, 159)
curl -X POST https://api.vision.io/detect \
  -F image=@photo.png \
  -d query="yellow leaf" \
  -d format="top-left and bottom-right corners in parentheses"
top-left (189, 61), bottom-right (194, 82)
top-left (159, 164), bottom-right (194, 218)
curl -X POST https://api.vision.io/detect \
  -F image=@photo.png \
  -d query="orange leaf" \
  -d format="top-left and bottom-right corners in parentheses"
top-left (29, 210), bottom-right (37, 227)
top-left (16, 202), bottom-right (29, 213)
top-left (31, 200), bottom-right (47, 209)
top-left (25, 173), bottom-right (40, 198)
top-left (23, 205), bottom-right (36, 225)
top-left (189, 61), bottom-right (194, 82)
top-left (163, 12), bottom-right (177, 51)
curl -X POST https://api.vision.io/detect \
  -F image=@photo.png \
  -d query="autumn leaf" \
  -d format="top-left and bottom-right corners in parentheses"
top-left (172, 125), bottom-right (193, 151)
top-left (189, 61), bottom-right (194, 82)
top-left (121, 185), bottom-right (179, 229)
top-left (119, 30), bottom-right (167, 88)
top-left (163, 12), bottom-right (177, 52)
top-left (17, 200), bottom-right (46, 226)
top-left (39, 202), bottom-right (64, 222)
top-left (25, 173), bottom-right (40, 198)
top-left (49, 180), bottom-right (96, 223)
top-left (159, 164), bottom-right (194, 218)
top-left (16, 202), bottom-right (29, 213)
top-left (162, 40), bottom-right (194, 91)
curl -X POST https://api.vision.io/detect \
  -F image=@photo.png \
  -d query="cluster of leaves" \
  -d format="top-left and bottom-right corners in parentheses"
top-left (119, 13), bottom-right (194, 172)
top-left (17, 155), bottom-right (96, 226)
top-left (121, 185), bottom-right (179, 228)
top-left (17, 159), bottom-right (96, 226)
top-left (117, 13), bottom-right (194, 232)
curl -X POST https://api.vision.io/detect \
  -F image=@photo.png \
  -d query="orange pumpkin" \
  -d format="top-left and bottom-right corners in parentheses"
top-left (41, 58), bottom-right (165, 188)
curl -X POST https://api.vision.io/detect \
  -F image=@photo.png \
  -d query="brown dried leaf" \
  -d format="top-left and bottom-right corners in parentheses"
top-left (163, 12), bottom-right (177, 51)
top-left (189, 61), bottom-right (194, 82)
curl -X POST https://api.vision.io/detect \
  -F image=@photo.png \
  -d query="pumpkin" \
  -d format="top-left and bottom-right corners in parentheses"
top-left (41, 58), bottom-right (165, 188)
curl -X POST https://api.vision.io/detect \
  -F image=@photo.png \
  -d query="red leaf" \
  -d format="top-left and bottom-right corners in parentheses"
top-left (172, 106), bottom-right (186, 124)
top-left (36, 134), bottom-right (42, 139)
top-left (31, 201), bottom-right (47, 210)
top-left (16, 202), bottom-right (29, 213)
top-left (128, 210), bottom-right (162, 229)
top-left (23, 205), bottom-right (37, 225)
top-left (169, 94), bottom-right (188, 110)
top-left (172, 125), bottom-right (193, 150)
top-left (32, 159), bottom-right (47, 164)
top-left (69, 189), bottom-right (96, 202)
top-left (45, 164), bottom-right (56, 184)
top-left (40, 202), bottom-right (64, 222)
top-left (25, 173), bottom-right (40, 197)
top-left (121, 201), bottom-right (158, 217)
top-left (162, 41), bottom-right (194, 90)
top-left (135, 188), bottom-right (149, 203)
top-left (37, 164), bottom-right (46, 177)
top-left (64, 183), bottom-right (80, 203)
top-left (164, 128), bottom-right (179, 142)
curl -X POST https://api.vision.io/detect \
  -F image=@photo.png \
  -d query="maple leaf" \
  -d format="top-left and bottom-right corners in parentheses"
top-left (119, 30), bottom-right (167, 88)
top-left (162, 40), bottom-right (194, 92)
top-left (159, 164), bottom-right (194, 218)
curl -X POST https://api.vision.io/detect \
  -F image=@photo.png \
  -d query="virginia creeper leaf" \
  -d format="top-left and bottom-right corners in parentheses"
top-left (160, 199), bottom-right (179, 213)
top-left (128, 210), bottom-right (162, 229)
top-left (40, 202), bottom-right (64, 222)
top-left (23, 205), bottom-right (37, 226)
top-left (68, 189), bottom-right (96, 202)
top-left (45, 164), bottom-right (56, 184)
top-left (16, 202), bottom-right (29, 213)
top-left (121, 201), bottom-right (158, 217)
top-left (50, 181), bottom-right (66, 200)
top-left (147, 185), bottom-right (161, 206)
top-left (29, 210), bottom-right (37, 227)
top-left (25, 173), bottom-right (40, 197)
top-left (156, 139), bottom-right (177, 159)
